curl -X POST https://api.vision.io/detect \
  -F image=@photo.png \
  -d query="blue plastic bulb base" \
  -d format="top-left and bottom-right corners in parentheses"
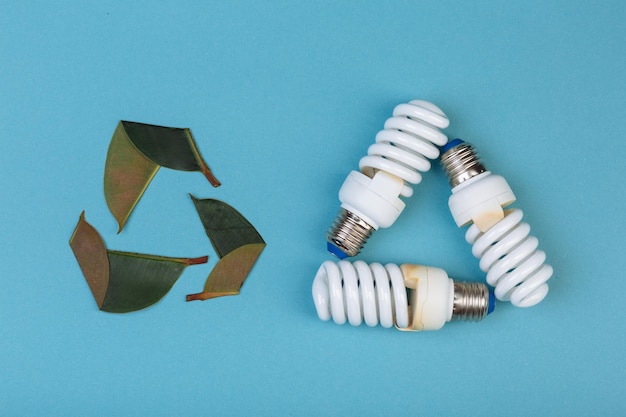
top-left (327, 242), bottom-right (349, 259)
top-left (441, 138), bottom-right (465, 153)
top-left (487, 290), bottom-right (496, 315)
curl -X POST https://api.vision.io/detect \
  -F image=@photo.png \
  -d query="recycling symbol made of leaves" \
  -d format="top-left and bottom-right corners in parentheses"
top-left (69, 121), bottom-right (266, 313)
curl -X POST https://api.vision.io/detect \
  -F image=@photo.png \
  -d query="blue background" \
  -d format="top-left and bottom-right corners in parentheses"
top-left (2, 1), bottom-right (625, 415)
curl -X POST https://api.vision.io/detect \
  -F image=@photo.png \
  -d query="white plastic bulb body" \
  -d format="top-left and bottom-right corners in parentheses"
top-left (441, 139), bottom-right (553, 308)
top-left (327, 100), bottom-right (449, 259)
top-left (311, 260), bottom-right (493, 331)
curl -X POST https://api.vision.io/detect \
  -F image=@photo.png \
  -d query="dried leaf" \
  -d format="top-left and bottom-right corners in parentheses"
top-left (104, 121), bottom-right (221, 233)
top-left (189, 195), bottom-right (265, 257)
top-left (186, 244), bottom-right (265, 301)
top-left (69, 212), bottom-right (208, 313)
top-left (186, 196), bottom-right (266, 301)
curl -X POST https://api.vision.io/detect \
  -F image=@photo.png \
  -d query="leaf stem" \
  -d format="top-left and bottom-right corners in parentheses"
top-left (185, 255), bottom-right (209, 265)
top-left (201, 167), bottom-right (221, 187)
top-left (185, 291), bottom-right (239, 302)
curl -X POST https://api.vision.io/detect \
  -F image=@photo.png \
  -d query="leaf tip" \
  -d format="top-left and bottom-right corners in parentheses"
top-left (114, 214), bottom-right (127, 234)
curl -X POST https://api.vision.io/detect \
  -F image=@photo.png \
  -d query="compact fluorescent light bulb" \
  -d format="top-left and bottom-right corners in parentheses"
top-left (326, 100), bottom-right (449, 259)
top-left (312, 260), bottom-right (494, 331)
top-left (440, 139), bottom-right (553, 307)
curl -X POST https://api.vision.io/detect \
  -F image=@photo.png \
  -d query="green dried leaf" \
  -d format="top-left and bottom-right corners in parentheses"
top-left (69, 212), bottom-right (208, 313)
top-left (189, 195), bottom-right (265, 257)
top-left (187, 196), bottom-right (266, 301)
top-left (104, 121), bottom-right (221, 233)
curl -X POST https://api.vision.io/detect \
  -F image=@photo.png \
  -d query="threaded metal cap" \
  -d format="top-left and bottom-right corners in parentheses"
top-left (440, 140), bottom-right (487, 188)
top-left (452, 281), bottom-right (492, 321)
top-left (326, 208), bottom-right (374, 258)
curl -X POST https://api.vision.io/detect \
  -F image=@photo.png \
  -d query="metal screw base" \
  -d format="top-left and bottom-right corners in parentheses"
top-left (452, 282), bottom-right (491, 321)
top-left (327, 208), bottom-right (374, 258)
top-left (440, 141), bottom-right (487, 188)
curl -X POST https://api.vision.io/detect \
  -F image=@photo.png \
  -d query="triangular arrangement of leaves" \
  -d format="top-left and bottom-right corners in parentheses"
top-left (104, 121), bottom-right (221, 233)
top-left (69, 212), bottom-right (208, 313)
top-left (187, 196), bottom-right (266, 301)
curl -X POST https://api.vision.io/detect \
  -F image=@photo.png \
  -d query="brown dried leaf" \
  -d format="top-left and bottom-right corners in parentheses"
top-left (186, 243), bottom-right (265, 301)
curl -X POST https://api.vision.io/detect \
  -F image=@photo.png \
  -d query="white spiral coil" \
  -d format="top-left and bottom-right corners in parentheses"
top-left (312, 260), bottom-right (409, 328)
top-left (465, 208), bottom-right (553, 307)
top-left (359, 100), bottom-right (449, 198)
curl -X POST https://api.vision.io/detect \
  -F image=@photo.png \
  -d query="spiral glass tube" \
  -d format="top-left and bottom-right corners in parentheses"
top-left (440, 139), bottom-right (553, 307)
top-left (312, 260), bottom-right (494, 331)
top-left (327, 100), bottom-right (449, 258)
